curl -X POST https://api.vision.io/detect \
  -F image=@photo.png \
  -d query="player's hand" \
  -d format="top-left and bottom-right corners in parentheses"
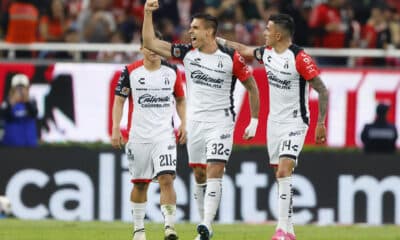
top-left (111, 128), bottom-right (125, 149)
top-left (145, 0), bottom-right (159, 12)
top-left (315, 123), bottom-right (326, 144)
top-left (243, 118), bottom-right (258, 140)
top-left (177, 124), bottom-right (187, 144)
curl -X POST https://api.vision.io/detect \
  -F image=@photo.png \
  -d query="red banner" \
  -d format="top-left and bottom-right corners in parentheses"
top-left (0, 63), bottom-right (399, 147)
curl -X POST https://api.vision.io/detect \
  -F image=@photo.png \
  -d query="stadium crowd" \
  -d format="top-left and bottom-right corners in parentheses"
top-left (0, 0), bottom-right (399, 65)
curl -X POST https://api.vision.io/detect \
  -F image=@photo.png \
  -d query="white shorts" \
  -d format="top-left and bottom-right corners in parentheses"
top-left (267, 120), bottom-right (308, 166)
top-left (125, 138), bottom-right (177, 183)
top-left (187, 120), bottom-right (234, 167)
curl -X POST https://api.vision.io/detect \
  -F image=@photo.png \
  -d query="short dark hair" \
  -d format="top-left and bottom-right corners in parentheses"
top-left (191, 13), bottom-right (218, 36)
top-left (269, 14), bottom-right (295, 37)
top-left (140, 30), bottom-right (163, 45)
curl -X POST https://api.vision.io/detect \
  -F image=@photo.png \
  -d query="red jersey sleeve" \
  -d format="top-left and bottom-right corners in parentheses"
top-left (173, 70), bottom-right (185, 98)
top-left (295, 50), bottom-right (320, 81)
top-left (233, 51), bottom-right (252, 82)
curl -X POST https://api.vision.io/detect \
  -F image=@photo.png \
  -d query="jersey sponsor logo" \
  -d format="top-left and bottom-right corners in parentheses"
top-left (267, 55), bottom-right (272, 63)
top-left (138, 77), bottom-right (145, 84)
top-left (194, 58), bottom-right (201, 63)
top-left (137, 93), bottom-right (171, 108)
top-left (267, 70), bottom-right (291, 90)
top-left (190, 70), bottom-right (224, 89)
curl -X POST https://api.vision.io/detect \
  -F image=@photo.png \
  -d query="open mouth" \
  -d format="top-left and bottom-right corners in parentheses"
top-left (191, 36), bottom-right (197, 44)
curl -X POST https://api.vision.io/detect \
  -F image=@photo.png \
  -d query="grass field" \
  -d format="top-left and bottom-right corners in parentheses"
top-left (0, 219), bottom-right (398, 240)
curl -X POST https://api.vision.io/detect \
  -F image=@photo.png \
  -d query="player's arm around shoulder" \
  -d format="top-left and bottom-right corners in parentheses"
top-left (309, 76), bottom-right (329, 144)
top-left (142, 0), bottom-right (172, 58)
top-left (242, 76), bottom-right (260, 140)
top-left (216, 37), bottom-right (256, 59)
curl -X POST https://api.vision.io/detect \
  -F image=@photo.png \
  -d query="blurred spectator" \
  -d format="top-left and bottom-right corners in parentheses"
top-left (5, 0), bottom-right (39, 43)
top-left (97, 30), bottom-right (132, 62)
top-left (281, 0), bottom-right (313, 47)
top-left (154, 0), bottom-right (180, 26)
top-left (359, 6), bottom-right (392, 66)
top-left (361, 103), bottom-right (398, 153)
top-left (4, 0), bottom-right (40, 58)
top-left (0, 74), bottom-right (38, 147)
top-left (77, 0), bottom-right (115, 43)
top-left (39, 0), bottom-right (71, 42)
top-left (309, 0), bottom-right (351, 65)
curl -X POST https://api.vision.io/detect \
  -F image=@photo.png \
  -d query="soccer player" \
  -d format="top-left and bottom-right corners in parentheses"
top-left (111, 31), bottom-right (186, 240)
top-left (217, 13), bottom-right (329, 240)
top-left (142, 1), bottom-right (260, 239)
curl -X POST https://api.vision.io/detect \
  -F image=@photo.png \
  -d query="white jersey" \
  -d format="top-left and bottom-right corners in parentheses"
top-left (115, 59), bottom-right (184, 143)
top-left (171, 44), bottom-right (251, 122)
top-left (254, 44), bottom-right (320, 124)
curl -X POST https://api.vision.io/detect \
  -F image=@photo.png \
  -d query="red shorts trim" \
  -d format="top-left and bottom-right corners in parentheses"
top-left (189, 163), bottom-right (207, 168)
top-left (131, 179), bottom-right (152, 184)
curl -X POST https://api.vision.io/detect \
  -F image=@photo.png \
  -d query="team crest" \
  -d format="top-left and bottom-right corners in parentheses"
top-left (255, 49), bottom-right (262, 60)
top-left (121, 87), bottom-right (130, 95)
top-left (173, 47), bottom-right (181, 58)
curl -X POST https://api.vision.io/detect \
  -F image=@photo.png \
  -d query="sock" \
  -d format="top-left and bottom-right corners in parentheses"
top-left (131, 202), bottom-right (146, 231)
top-left (276, 176), bottom-right (292, 232)
top-left (161, 204), bottom-right (176, 228)
top-left (194, 183), bottom-right (207, 221)
top-left (203, 178), bottom-right (222, 227)
top-left (287, 184), bottom-right (295, 235)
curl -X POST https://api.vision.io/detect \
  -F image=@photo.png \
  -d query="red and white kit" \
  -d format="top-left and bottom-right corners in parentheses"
top-left (115, 59), bottom-right (184, 182)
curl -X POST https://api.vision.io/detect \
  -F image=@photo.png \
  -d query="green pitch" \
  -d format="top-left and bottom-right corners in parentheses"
top-left (0, 219), bottom-right (398, 240)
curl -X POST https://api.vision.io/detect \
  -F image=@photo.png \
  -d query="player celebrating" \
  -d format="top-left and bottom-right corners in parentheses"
top-left (142, 1), bottom-right (260, 239)
top-left (111, 31), bottom-right (186, 240)
top-left (217, 14), bottom-right (328, 240)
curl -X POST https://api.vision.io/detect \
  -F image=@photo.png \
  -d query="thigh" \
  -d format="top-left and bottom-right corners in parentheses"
top-left (126, 142), bottom-right (153, 183)
top-left (152, 138), bottom-right (177, 179)
top-left (278, 123), bottom-right (308, 166)
top-left (205, 122), bottom-right (234, 163)
top-left (187, 120), bottom-right (207, 167)
top-left (267, 120), bottom-right (280, 166)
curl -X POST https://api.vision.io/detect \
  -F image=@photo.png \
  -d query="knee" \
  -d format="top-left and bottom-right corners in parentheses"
top-left (193, 167), bottom-right (207, 183)
top-left (207, 163), bottom-right (225, 178)
top-left (134, 182), bottom-right (149, 192)
top-left (158, 174), bottom-right (174, 188)
top-left (275, 168), bottom-right (292, 178)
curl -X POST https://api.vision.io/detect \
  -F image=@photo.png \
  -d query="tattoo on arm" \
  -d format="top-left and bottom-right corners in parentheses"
top-left (310, 76), bottom-right (328, 123)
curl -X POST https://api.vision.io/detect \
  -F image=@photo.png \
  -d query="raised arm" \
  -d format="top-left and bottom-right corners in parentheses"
top-left (309, 76), bottom-right (329, 144)
top-left (241, 76), bottom-right (260, 140)
top-left (217, 37), bottom-right (256, 59)
top-left (143, 0), bottom-right (173, 58)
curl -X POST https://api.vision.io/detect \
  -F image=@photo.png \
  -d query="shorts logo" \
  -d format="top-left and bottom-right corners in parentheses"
top-left (127, 149), bottom-right (134, 160)
top-left (220, 134), bottom-right (231, 140)
top-left (167, 145), bottom-right (175, 150)
top-left (289, 130), bottom-right (303, 137)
